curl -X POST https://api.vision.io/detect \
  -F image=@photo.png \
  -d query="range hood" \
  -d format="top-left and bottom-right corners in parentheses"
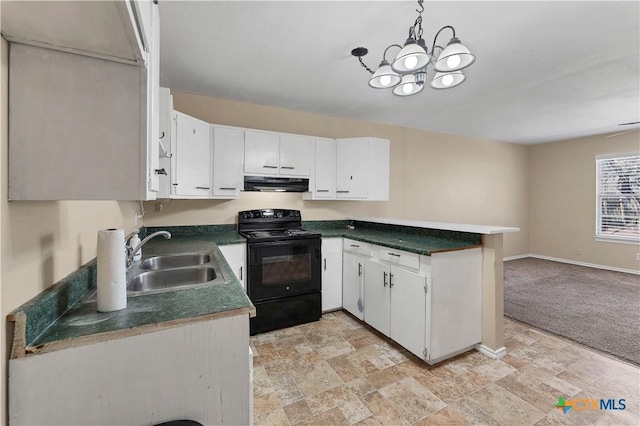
top-left (244, 176), bottom-right (309, 192)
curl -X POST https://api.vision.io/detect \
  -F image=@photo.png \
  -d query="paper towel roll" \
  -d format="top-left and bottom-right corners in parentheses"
top-left (97, 228), bottom-right (127, 312)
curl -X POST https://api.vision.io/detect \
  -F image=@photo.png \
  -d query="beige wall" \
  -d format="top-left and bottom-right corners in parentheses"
top-left (529, 132), bottom-right (640, 272)
top-left (0, 37), bottom-right (139, 425)
top-left (144, 92), bottom-right (530, 257)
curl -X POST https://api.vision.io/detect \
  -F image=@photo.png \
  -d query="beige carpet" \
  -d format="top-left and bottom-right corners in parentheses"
top-left (504, 257), bottom-right (640, 365)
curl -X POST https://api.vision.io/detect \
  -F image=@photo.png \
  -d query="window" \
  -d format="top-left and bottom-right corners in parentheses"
top-left (596, 153), bottom-right (640, 243)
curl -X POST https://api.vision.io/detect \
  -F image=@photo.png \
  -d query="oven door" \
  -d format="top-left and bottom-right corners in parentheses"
top-left (247, 238), bottom-right (321, 301)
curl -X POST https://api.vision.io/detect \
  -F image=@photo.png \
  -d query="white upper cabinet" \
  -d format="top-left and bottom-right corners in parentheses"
top-left (171, 112), bottom-right (211, 198)
top-left (304, 138), bottom-right (336, 200)
top-left (212, 126), bottom-right (245, 199)
top-left (336, 138), bottom-right (369, 199)
top-left (244, 130), bottom-right (312, 177)
top-left (6, 0), bottom-right (161, 201)
top-left (279, 134), bottom-right (312, 177)
top-left (244, 130), bottom-right (280, 175)
top-left (336, 137), bottom-right (390, 201)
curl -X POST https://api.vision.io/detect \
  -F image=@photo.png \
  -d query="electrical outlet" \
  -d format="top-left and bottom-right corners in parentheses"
top-left (636, 253), bottom-right (640, 261)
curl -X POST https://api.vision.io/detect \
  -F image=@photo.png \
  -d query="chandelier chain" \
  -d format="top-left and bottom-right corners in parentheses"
top-left (358, 56), bottom-right (374, 75)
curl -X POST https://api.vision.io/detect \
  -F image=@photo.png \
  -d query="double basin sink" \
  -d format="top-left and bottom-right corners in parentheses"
top-left (126, 250), bottom-right (230, 295)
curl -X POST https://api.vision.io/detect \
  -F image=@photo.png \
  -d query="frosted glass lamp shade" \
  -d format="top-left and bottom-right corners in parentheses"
top-left (434, 37), bottom-right (475, 72)
top-left (430, 71), bottom-right (466, 89)
top-left (392, 74), bottom-right (424, 96)
top-left (368, 61), bottom-right (401, 89)
top-left (391, 39), bottom-right (430, 73)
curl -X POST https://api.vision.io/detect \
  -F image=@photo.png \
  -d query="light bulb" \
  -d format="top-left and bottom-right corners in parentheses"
top-left (402, 83), bottom-right (413, 94)
top-left (446, 55), bottom-right (461, 69)
top-left (404, 55), bottom-right (418, 70)
top-left (442, 74), bottom-right (454, 86)
top-left (380, 75), bottom-right (391, 87)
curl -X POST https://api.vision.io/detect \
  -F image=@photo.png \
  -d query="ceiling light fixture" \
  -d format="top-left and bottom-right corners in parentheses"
top-left (351, 0), bottom-right (475, 96)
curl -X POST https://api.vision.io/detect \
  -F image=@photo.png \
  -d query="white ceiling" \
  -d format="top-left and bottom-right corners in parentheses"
top-left (158, 1), bottom-right (640, 145)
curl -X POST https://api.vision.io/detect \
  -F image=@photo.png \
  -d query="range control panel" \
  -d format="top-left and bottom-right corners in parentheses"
top-left (239, 209), bottom-right (301, 221)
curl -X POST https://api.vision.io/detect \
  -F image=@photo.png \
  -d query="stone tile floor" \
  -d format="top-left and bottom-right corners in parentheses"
top-left (250, 311), bottom-right (639, 425)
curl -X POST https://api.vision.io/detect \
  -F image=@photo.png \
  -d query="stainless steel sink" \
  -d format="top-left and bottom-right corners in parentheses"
top-left (128, 266), bottom-right (219, 292)
top-left (139, 252), bottom-right (211, 270)
top-left (126, 250), bottom-right (229, 296)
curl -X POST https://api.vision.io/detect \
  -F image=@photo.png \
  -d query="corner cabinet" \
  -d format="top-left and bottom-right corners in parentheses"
top-left (6, 0), bottom-right (162, 201)
top-left (335, 138), bottom-right (390, 201)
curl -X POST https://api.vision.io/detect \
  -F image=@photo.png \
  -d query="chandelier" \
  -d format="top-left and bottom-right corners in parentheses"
top-left (351, 0), bottom-right (475, 96)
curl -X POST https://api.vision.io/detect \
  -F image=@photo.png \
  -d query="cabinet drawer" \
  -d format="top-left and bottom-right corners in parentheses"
top-left (378, 247), bottom-right (420, 270)
top-left (343, 238), bottom-right (372, 256)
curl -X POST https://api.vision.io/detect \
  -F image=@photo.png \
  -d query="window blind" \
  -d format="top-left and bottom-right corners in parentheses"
top-left (596, 153), bottom-right (640, 240)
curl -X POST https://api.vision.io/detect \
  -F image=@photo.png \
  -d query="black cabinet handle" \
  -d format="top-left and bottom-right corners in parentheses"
top-left (239, 266), bottom-right (243, 280)
top-left (155, 168), bottom-right (167, 175)
top-left (317, 189), bottom-right (330, 192)
top-left (390, 273), bottom-right (394, 288)
top-left (263, 165), bottom-right (278, 169)
top-left (281, 166), bottom-right (295, 169)
top-left (195, 186), bottom-right (210, 190)
top-left (350, 244), bottom-right (360, 248)
top-left (323, 258), bottom-right (327, 271)
top-left (388, 252), bottom-right (401, 257)
top-left (358, 263), bottom-right (362, 276)
top-left (336, 190), bottom-right (349, 193)
top-left (383, 272), bottom-right (388, 287)
top-left (219, 187), bottom-right (237, 190)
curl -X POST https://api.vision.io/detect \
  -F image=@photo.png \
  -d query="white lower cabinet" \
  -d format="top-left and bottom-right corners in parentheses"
top-left (363, 259), bottom-right (391, 336)
top-left (350, 241), bottom-right (482, 364)
top-left (321, 238), bottom-right (343, 312)
top-left (218, 244), bottom-right (246, 291)
top-left (388, 265), bottom-right (427, 359)
top-left (342, 251), bottom-right (365, 321)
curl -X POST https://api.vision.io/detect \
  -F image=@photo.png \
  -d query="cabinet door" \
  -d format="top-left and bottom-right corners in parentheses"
top-left (363, 259), bottom-right (390, 336)
top-left (342, 252), bottom-right (364, 320)
top-left (314, 138), bottom-right (336, 198)
top-left (321, 238), bottom-right (343, 312)
top-left (212, 126), bottom-right (244, 198)
top-left (218, 244), bottom-right (246, 290)
top-left (145, 1), bottom-right (160, 194)
top-left (279, 134), bottom-right (312, 177)
top-left (389, 266), bottom-right (426, 359)
top-left (336, 138), bottom-right (368, 199)
top-left (173, 112), bottom-right (211, 198)
top-left (244, 130), bottom-right (279, 175)
top-left (157, 87), bottom-right (172, 198)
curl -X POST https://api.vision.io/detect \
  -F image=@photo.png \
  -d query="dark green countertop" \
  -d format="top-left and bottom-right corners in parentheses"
top-left (311, 228), bottom-right (481, 255)
top-left (13, 234), bottom-right (254, 357)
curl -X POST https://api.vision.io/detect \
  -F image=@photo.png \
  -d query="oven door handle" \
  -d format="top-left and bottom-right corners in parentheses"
top-left (248, 240), bottom-right (318, 248)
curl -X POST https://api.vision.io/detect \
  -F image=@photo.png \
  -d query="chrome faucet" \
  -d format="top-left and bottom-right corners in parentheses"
top-left (127, 231), bottom-right (171, 268)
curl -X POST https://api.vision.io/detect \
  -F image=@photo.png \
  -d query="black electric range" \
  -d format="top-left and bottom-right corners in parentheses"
top-left (238, 209), bottom-right (322, 335)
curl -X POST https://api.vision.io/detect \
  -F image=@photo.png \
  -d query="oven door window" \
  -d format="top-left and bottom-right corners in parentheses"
top-left (247, 239), bottom-right (321, 301)
top-left (262, 253), bottom-right (310, 285)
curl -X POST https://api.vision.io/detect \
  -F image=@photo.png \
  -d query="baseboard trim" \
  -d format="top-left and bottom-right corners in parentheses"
top-left (475, 344), bottom-right (507, 360)
top-left (503, 254), bottom-right (531, 261)
top-left (528, 254), bottom-right (640, 275)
